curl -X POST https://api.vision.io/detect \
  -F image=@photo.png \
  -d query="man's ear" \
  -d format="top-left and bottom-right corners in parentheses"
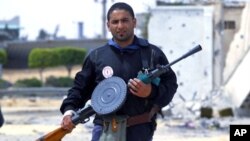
top-left (133, 18), bottom-right (137, 28)
top-left (107, 22), bottom-right (111, 31)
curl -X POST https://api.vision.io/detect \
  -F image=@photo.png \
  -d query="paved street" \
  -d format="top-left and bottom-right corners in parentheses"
top-left (0, 97), bottom-right (249, 141)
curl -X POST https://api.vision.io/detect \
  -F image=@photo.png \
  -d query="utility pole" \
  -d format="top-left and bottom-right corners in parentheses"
top-left (102, 0), bottom-right (107, 39)
top-left (95, 0), bottom-right (114, 39)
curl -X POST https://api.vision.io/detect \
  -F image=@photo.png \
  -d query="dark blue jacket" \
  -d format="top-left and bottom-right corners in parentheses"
top-left (60, 36), bottom-right (178, 125)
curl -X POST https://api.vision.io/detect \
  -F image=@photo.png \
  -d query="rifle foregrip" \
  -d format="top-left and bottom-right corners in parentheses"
top-left (137, 72), bottom-right (160, 86)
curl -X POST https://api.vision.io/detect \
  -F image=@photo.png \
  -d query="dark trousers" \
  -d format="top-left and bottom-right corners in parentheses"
top-left (91, 123), bottom-right (154, 141)
top-left (91, 124), bottom-right (103, 141)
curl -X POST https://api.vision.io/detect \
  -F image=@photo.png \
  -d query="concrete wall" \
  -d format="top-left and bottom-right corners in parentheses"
top-left (223, 3), bottom-right (250, 83)
top-left (148, 6), bottom-right (214, 102)
top-left (224, 2), bottom-right (250, 109)
top-left (225, 49), bottom-right (250, 108)
top-left (148, 4), bottom-right (250, 113)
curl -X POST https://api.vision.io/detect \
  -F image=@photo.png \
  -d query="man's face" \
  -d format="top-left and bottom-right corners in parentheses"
top-left (107, 9), bottom-right (136, 43)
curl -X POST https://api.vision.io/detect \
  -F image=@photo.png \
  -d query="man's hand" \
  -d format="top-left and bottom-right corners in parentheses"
top-left (128, 78), bottom-right (152, 98)
top-left (61, 115), bottom-right (75, 132)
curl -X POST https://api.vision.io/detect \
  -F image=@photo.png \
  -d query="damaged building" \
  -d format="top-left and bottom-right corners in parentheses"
top-left (144, 0), bottom-right (250, 118)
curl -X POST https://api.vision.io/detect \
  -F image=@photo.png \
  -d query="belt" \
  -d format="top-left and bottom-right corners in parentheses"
top-left (127, 112), bottom-right (151, 127)
top-left (127, 105), bottom-right (160, 127)
top-left (102, 105), bottom-right (160, 128)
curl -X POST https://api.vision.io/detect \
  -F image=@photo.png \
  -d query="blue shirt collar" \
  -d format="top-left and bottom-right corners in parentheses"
top-left (108, 36), bottom-right (149, 51)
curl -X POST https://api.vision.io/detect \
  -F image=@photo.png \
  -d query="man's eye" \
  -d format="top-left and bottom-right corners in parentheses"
top-left (122, 19), bottom-right (129, 23)
top-left (111, 21), bottom-right (119, 24)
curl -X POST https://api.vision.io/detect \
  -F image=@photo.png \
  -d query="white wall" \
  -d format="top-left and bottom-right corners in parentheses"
top-left (225, 49), bottom-right (250, 108)
top-left (224, 2), bottom-right (250, 108)
top-left (148, 6), bottom-right (214, 103)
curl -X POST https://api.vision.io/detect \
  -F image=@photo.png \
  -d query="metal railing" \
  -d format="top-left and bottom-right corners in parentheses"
top-left (0, 87), bottom-right (69, 97)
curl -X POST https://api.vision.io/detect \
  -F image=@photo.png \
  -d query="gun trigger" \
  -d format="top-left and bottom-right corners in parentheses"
top-left (81, 117), bottom-right (90, 124)
top-left (142, 68), bottom-right (149, 74)
top-left (144, 69), bottom-right (149, 74)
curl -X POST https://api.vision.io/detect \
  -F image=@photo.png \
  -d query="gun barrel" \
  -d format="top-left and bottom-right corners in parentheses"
top-left (141, 45), bottom-right (202, 84)
top-left (164, 45), bottom-right (202, 69)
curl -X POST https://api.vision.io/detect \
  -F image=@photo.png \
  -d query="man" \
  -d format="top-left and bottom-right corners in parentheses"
top-left (60, 2), bottom-right (178, 141)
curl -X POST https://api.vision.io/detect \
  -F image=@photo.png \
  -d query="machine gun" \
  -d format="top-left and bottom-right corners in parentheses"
top-left (35, 75), bottom-right (128, 141)
top-left (35, 45), bottom-right (202, 141)
top-left (36, 106), bottom-right (95, 141)
top-left (138, 44), bottom-right (202, 85)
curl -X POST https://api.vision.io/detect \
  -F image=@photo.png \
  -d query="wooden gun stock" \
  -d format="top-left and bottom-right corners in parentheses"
top-left (36, 127), bottom-right (69, 141)
top-left (35, 106), bottom-right (95, 141)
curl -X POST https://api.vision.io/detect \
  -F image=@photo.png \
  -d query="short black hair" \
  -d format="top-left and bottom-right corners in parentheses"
top-left (107, 2), bottom-right (135, 21)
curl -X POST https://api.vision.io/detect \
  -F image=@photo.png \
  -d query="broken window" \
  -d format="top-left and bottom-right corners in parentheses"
top-left (224, 20), bottom-right (236, 30)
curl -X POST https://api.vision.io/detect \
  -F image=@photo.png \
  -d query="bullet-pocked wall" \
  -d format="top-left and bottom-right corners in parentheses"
top-left (148, 6), bottom-right (214, 102)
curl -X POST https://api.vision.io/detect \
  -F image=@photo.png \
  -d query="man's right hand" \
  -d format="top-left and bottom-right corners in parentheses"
top-left (61, 115), bottom-right (75, 132)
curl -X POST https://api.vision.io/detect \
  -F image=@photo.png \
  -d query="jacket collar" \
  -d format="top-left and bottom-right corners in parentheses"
top-left (108, 36), bottom-right (149, 51)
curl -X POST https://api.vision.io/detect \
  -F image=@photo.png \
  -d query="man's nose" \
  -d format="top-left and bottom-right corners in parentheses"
top-left (117, 21), bottom-right (124, 28)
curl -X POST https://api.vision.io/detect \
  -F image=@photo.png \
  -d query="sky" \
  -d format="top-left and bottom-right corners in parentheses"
top-left (0, 0), bottom-right (156, 40)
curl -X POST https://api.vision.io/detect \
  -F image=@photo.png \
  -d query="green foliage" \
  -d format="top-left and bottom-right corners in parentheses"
top-left (28, 46), bottom-right (87, 79)
top-left (0, 78), bottom-right (12, 89)
top-left (14, 78), bottom-right (42, 87)
top-left (28, 48), bottom-right (60, 68)
top-left (45, 76), bottom-right (73, 87)
top-left (0, 49), bottom-right (7, 65)
top-left (54, 46), bottom-right (87, 76)
top-left (28, 47), bottom-right (86, 69)
top-left (54, 47), bottom-right (86, 66)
